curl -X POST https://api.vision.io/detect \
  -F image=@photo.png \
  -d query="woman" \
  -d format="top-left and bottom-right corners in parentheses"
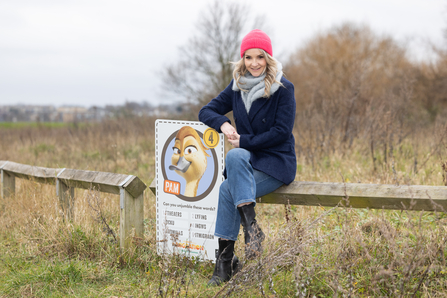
top-left (199, 29), bottom-right (297, 286)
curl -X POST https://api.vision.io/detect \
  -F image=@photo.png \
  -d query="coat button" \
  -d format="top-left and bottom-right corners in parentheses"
top-left (262, 118), bottom-right (266, 123)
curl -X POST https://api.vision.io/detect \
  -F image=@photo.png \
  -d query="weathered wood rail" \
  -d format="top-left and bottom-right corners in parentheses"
top-left (149, 179), bottom-right (447, 212)
top-left (0, 160), bottom-right (146, 251)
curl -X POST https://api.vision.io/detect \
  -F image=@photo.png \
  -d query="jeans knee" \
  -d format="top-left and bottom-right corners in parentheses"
top-left (219, 180), bottom-right (229, 197)
top-left (226, 148), bottom-right (250, 168)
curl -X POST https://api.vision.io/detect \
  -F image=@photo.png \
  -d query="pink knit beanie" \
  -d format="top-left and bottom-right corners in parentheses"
top-left (240, 29), bottom-right (273, 58)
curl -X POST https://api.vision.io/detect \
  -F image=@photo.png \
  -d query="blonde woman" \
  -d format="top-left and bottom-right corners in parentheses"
top-left (199, 29), bottom-right (297, 286)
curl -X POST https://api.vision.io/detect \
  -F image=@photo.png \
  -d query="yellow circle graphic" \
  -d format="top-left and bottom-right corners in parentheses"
top-left (203, 128), bottom-right (219, 149)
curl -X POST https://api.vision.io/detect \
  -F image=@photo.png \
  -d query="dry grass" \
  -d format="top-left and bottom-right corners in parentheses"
top-left (3, 22), bottom-right (447, 297)
top-left (0, 116), bottom-right (447, 297)
top-left (2, 24), bottom-right (447, 294)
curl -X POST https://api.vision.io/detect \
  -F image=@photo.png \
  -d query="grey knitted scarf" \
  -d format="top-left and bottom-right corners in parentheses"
top-left (232, 61), bottom-right (283, 113)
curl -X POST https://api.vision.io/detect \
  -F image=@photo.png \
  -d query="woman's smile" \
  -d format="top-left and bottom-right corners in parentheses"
top-left (244, 48), bottom-right (266, 77)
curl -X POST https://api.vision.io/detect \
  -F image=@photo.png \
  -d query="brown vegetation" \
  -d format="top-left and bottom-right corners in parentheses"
top-left (283, 23), bottom-right (447, 177)
top-left (2, 22), bottom-right (447, 297)
top-left (1, 115), bottom-right (447, 296)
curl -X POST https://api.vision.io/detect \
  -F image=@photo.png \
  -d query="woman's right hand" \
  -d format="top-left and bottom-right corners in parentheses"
top-left (220, 122), bottom-right (237, 140)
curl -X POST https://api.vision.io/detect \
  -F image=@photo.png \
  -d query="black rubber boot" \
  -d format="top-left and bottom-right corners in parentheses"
top-left (208, 239), bottom-right (240, 286)
top-left (238, 203), bottom-right (265, 260)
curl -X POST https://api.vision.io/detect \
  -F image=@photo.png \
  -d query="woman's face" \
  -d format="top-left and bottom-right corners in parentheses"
top-left (244, 48), bottom-right (267, 77)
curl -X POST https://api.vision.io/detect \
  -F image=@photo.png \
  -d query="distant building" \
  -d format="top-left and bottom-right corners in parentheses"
top-left (0, 105), bottom-right (59, 122)
top-left (0, 101), bottom-right (183, 123)
top-left (57, 106), bottom-right (88, 122)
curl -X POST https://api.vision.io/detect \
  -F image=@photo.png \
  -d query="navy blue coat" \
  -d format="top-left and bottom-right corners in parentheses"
top-left (199, 77), bottom-right (297, 185)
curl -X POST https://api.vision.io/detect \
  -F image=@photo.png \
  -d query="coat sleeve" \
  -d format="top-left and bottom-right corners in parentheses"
top-left (239, 83), bottom-right (296, 150)
top-left (198, 81), bottom-right (234, 133)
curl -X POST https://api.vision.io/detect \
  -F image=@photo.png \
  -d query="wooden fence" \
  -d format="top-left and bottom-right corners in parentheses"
top-left (2, 159), bottom-right (446, 250)
top-left (0, 160), bottom-right (146, 251)
top-left (149, 179), bottom-right (447, 212)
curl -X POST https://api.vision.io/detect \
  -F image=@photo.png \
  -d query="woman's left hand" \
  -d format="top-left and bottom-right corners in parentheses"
top-left (228, 133), bottom-right (240, 148)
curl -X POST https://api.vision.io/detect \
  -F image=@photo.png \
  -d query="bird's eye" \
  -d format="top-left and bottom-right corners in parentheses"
top-left (184, 146), bottom-right (197, 155)
top-left (172, 147), bottom-right (180, 154)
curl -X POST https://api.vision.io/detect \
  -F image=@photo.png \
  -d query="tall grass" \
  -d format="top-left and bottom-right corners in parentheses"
top-left (1, 116), bottom-right (447, 296)
top-left (1, 24), bottom-right (447, 295)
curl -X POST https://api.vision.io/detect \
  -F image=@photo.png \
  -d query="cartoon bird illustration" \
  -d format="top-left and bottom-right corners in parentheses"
top-left (169, 126), bottom-right (210, 197)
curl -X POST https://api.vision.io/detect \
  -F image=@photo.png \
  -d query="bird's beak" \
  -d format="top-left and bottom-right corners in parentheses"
top-left (169, 156), bottom-right (191, 173)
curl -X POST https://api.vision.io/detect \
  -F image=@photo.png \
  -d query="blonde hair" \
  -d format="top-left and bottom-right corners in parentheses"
top-left (232, 49), bottom-right (283, 98)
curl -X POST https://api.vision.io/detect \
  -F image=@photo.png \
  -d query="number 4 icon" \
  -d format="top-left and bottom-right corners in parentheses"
top-left (203, 127), bottom-right (219, 149)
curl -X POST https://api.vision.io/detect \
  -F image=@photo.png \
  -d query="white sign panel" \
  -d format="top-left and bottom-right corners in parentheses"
top-left (155, 120), bottom-right (224, 261)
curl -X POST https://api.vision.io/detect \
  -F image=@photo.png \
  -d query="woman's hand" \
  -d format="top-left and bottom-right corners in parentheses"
top-left (220, 122), bottom-right (240, 148)
top-left (228, 133), bottom-right (240, 148)
top-left (220, 122), bottom-right (237, 140)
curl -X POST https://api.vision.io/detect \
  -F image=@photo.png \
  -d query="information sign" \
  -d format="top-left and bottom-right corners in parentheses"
top-left (155, 120), bottom-right (224, 261)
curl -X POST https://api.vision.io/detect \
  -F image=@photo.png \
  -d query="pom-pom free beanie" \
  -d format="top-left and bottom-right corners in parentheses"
top-left (240, 29), bottom-right (273, 58)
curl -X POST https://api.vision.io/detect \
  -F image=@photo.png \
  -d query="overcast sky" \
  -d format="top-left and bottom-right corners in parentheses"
top-left (1, 0), bottom-right (446, 107)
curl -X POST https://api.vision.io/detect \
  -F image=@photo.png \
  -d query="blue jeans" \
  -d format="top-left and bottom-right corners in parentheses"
top-left (214, 148), bottom-right (284, 241)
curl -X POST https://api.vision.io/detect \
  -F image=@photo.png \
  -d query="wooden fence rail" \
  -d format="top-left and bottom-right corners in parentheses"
top-left (0, 160), bottom-right (146, 251)
top-left (2, 158), bottom-right (446, 249)
top-left (149, 180), bottom-right (447, 212)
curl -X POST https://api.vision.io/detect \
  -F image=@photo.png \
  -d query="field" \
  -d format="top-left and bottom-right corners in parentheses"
top-left (1, 118), bottom-right (447, 297)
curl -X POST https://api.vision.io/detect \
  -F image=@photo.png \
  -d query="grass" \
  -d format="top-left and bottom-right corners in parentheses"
top-left (1, 117), bottom-right (447, 297)
top-left (0, 122), bottom-right (76, 129)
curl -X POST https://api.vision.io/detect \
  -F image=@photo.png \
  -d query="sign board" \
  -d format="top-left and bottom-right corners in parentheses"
top-left (155, 120), bottom-right (224, 261)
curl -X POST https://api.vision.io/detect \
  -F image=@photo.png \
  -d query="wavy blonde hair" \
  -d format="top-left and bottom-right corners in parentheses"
top-left (232, 49), bottom-right (283, 98)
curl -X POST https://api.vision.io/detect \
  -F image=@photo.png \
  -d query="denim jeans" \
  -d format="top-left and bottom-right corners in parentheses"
top-left (214, 148), bottom-right (284, 241)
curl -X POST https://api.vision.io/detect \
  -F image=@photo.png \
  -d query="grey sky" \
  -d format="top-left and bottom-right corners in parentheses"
top-left (1, 0), bottom-right (446, 107)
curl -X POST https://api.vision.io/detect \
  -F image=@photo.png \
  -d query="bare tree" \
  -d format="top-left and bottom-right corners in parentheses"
top-left (161, 0), bottom-right (268, 110)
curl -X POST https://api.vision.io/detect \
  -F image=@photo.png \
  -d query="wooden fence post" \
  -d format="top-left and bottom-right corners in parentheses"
top-left (1, 168), bottom-right (15, 198)
top-left (133, 192), bottom-right (144, 240)
top-left (119, 187), bottom-right (144, 251)
top-left (56, 178), bottom-right (75, 219)
top-left (120, 188), bottom-right (132, 251)
top-left (56, 170), bottom-right (146, 251)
